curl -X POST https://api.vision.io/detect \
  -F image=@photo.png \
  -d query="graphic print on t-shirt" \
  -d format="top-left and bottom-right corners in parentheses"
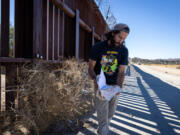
top-left (100, 51), bottom-right (118, 76)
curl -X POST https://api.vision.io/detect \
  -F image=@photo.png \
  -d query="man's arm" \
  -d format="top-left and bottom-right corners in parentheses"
top-left (117, 65), bottom-right (127, 88)
top-left (88, 59), bottom-right (99, 90)
top-left (88, 59), bottom-right (96, 80)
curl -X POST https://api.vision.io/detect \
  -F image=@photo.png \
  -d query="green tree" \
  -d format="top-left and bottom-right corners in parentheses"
top-left (9, 24), bottom-right (14, 57)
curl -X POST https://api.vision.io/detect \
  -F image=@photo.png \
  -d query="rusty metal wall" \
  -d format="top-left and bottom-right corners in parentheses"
top-left (79, 27), bottom-right (92, 61)
top-left (0, 0), bottom-right (108, 61)
top-left (64, 14), bottom-right (76, 57)
top-left (65, 0), bottom-right (108, 35)
top-left (0, 0), bottom-right (108, 111)
top-left (38, 0), bottom-right (65, 60)
top-left (15, 0), bottom-right (33, 58)
top-left (64, 0), bottom-right (107, 61)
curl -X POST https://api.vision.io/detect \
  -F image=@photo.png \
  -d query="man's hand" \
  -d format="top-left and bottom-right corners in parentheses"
top-left (88, 59), bottom-right (98, 90)
top-left (94, 80), bottom-right (98, 89)
top-left (88, 59), bottom-right (96, 79)
top-left (116, 92), bottom-right (120, 95)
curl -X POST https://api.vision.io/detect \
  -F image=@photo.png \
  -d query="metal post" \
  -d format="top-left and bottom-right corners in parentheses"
top-left (0, 0), bottom-right (10, 57)
top-left (57, 8), bottom-right (60, 60)
top-left (75, 9), bottom-right (79, 59)
top-left (33, 0), bottom-right (43, 58)
top-left (52, 5), bottom-right (55, 60)
top-left (46, 0), bottom-right (49, 60)
top-left (0, 65), bottom-right (6, 111)
top-left (91, 26), bottom-right (95, 46)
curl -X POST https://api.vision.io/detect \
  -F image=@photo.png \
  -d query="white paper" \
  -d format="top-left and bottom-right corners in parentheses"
top-left (96, 69), bottom-right (121, 101)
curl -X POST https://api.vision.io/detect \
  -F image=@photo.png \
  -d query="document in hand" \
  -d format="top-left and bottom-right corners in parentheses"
top-left (96, 69), bottom-right (121, 101)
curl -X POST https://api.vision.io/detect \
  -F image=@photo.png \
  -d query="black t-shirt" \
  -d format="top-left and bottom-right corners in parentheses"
top-left (88, 41), bottom-right (129, 85)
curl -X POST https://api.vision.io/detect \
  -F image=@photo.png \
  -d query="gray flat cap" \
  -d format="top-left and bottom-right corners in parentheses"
top-left (108, 23), bottom-right (130, 34)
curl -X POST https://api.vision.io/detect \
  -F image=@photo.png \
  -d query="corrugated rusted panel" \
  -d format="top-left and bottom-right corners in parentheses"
top-left (63, 0), bottom-right (107, 36)
top-left (76, 0), bottom-right (86, 21)
top-left (52, 5), bottom-right (55, 60)
top-left (15, 0), bottom-right (33, 58)
top-left (48, 1), bottom-right (53, 60)
top-left (59, 9), bottom-right (64, 58)
top-left (84, 30), bottom-right (92, 61)
top-left (93, 15), bottom-right (107, 35)
top-left (79, 27), bottom-right (85, 59)
top-left (76, 0), bottom-right (107, 36)
top-left (64, 14), bottom-right (75, 57)
top-left (76, 0), bottom-right (85, 24)
top-left (33, 0), bottom-right (43, 58)
top-left (0, 0), bottom-right (10, 57)
top-left (64, 0), bottom-right (76, 11)
top-left (86, 1), bottom-right (94, 27)
top-left (42, 0), bottom-right (48, 60)
top-left (3, 0), bottom-right (107, 60)
top-left (76, 0), bottom-right (91, 29)
top-left (44, 0), bottom-right (65, 59)
top-left (54, 6), bottom-right (59, 60)
top-left (75, 9), bottom-right (79, 59)
top-left (79, 27), bottom-right (92, 61)
top-left (91, 26), bottom-right (95, 45)
top-left (62, 0), bottom-right (107, 59)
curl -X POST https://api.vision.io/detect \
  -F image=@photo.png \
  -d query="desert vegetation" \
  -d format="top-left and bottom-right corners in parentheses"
top-left (0, 59), bottom-right (95, 135)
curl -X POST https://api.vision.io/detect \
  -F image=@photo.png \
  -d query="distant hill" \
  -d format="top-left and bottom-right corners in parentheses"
top-left (130, 57), bottom-right (180, 65)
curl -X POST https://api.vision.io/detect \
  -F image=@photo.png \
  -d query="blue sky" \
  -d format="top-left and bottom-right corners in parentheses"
top-left (108, 0), bottom-right (180, 59)
top-left (10, 0), bottom-right (15, 26)
top-left (7, 0), bottom-right (180, 59)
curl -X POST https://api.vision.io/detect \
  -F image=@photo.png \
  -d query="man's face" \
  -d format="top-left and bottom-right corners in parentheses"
top-left (113, 31), bottom-right (129, 46)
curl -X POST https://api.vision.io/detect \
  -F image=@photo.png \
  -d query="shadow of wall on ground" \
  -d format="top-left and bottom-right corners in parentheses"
top-left (133, 65), bottom-right (180, 120)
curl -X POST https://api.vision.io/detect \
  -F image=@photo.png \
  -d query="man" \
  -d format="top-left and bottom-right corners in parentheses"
top-left (88, 23), bottom-right (130, 135)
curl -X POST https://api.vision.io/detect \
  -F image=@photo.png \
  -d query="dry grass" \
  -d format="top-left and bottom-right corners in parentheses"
top-left (0, 58), bottom-right (95, 135)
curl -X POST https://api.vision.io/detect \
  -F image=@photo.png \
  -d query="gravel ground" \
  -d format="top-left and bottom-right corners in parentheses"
top-left (135, 64), bottom-right (180, 89)
top-left (64, 65), bottom-right (180, 135)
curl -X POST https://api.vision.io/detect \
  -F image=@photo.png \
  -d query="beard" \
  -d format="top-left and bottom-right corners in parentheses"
top-left (109, 38), bottom-right (122, 48)
top-left (109, 38), bottom-right (116, 48)
top-left (108, 37), bottom-right (124, 48)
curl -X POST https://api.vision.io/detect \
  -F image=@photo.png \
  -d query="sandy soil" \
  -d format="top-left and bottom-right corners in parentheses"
top-left (134, 64), bottom-right (180, 89)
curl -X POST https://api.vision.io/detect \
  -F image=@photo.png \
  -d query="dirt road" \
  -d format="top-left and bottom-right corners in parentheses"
top-left (65, 65), bottom-right (180, 135)
top-left (135, 64), bottom-right (180, 89)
